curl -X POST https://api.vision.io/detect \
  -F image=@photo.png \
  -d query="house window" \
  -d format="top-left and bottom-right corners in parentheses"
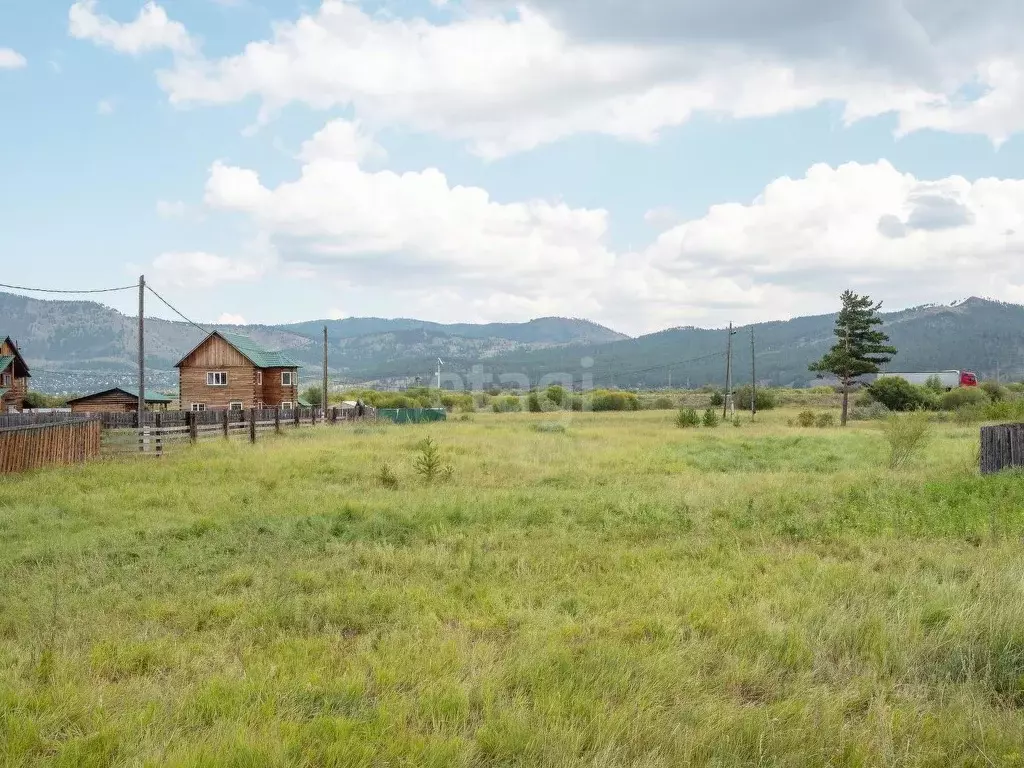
top-left (229, 402), bottom-right (243, 411)
top-left (281, 371), bottom-right (294, 386)
top-left (207, 372), bottom-right (228, 386)
top-left (256, 371), bottom-right (263, 385)
top-left (192, 403), bottom-right (207, 412)
top-left (281, 401), bottom-right (293, 410)
top-left (0, 373), bottom-right (9, 387)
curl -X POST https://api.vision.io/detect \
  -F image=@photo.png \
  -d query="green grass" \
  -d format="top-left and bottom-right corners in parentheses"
top-left (2, 410), bottom-right (1024, 766)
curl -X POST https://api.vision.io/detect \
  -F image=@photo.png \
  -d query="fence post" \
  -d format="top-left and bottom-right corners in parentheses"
top-left (155, 412), bottom-right (162, 458)
top-left (222, 409), bottom-right (229, 438)
top-left (187, 411), bottom-right (197, 443)
top-left (294, 407), bottom-right (300, 429)
top-left (274, 408), bottom-right (281, 434)
top-left (248, 408), bottom-right (256, 443)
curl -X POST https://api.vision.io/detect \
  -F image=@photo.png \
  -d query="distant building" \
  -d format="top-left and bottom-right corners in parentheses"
top-left (67, 387), bottom-right (173, 414)
top-left (0, 337), bottom-right (30, 413)
top-left (175, 331), bottom-right (301, 411)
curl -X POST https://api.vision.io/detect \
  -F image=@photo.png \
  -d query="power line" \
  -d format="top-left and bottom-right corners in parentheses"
top-left (0, 281), bottom-right (137, 294)
top-left (145, 284), bottom-right (211, 336)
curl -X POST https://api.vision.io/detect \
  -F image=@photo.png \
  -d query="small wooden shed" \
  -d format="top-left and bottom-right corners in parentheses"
top-left (67, 387), bottom-right (173, 414)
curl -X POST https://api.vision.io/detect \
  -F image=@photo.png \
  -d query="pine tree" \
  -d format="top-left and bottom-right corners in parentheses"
top-left (810, 291), bottom-right (897, 426)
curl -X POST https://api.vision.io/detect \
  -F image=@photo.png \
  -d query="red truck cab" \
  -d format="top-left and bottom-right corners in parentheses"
top-left (960, 371), bottom-right (978, 387)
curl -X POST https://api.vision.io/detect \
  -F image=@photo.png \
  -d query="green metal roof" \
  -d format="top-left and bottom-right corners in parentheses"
top-left (217, 332), bottom-right (301, 369)
top-left (67, 387), bottom-right (174, 404)
top-left (297, 396), bottom-right (313, 408)
top-left (0, 356), bottom-right (14, 372)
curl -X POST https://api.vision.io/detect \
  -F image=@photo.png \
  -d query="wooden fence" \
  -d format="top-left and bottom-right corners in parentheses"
top-left (980, 423), bottom-right (1024, 475)
top-left (0, 417), bottom-right (102, 474)
top-left (100, 407), bottom-right (370, 457)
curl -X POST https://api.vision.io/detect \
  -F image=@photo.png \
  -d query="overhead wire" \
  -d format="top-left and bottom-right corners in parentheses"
top-left (0, 281), bottom-right (137, 294)
top-left (145, 284), bottom-right (211, 336)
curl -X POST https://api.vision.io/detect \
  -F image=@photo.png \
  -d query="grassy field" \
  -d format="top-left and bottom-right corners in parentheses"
top-left (2, 409), bottom-right (1024, 766)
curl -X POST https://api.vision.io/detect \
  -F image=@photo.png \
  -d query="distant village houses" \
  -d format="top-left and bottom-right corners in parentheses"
top-left (0, 337), bottom-right (30, 413)
top-left (175, 331), bottom-right (302, 412)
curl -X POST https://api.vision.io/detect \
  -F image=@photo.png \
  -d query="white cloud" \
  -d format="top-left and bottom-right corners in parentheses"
top-left (96, 98), bottom-right (115, 115)
top-left (191, 123), bottom-right (1024, 333)
top-left (0, 48), bottom-right (27, 69)
top-left (156, 199), bottom-right (187, 218)
top-left (109, 0), bottom-right (1018, 155)
top-left (326, 308), bottom-right (347, 320)
top-left (151, 251), bottom-right (267, 288)
top-left (69, 1), bottom-right (194, 56)
top-left (216, 312), bottom-right (247, 325)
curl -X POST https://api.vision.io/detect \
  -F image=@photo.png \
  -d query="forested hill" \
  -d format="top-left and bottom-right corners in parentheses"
top-left (4, 291), bottom-right (1022, 393)
top-left (449, 298), bottom-right (1024, 389)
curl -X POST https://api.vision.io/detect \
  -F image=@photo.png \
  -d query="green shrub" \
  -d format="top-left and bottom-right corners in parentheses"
top-left (591, 390), bottom-right (640, 412)
top-left (854, 390), bottom-right (874, 407)
top-left (413, 437), bottom-right (453, 484)
top-left (981, 381), bottom-right (1010, 402)
top-left (702, 409), bottom-right (719, 428)
top-left (984, 400), bottom-right (1024, 421)
top-left (885, 411), bottom-right (932, 469)
top-left (940, 387), bottom-right (989, 411)
top-left (376, 463), bottom-right (399, 488)
top-left (676, 408), bottom-right (700, 428)
top-left (527, 392), bottom-right (543, 413)
top-left (570, 395), bottom-right (584, 412)
top-left (532, 422), bottom-right (567, 434)
top-left (815, 412), bottom-right (835, 428)
top-left (734, 385), bottom-right (777, 411)
top-left (651, 396), bottom-right (675, 410)
top-left (868, 378), bottom-right (934, 412)
top-left (709, 391), bottom-right (724, 407)
top-left (797, 410), bottom-right (816, 427)
top-left (492, 396), bottom-right (523, 413)
top-left (850, 402), bottom-right (891, 421)
top-left (545, 385), bottom-right (566, 406)
top-left (924, 375), bottom-right (945, 393)
top-left (954, 405), bottom-right (985, 426)
top-left (441, 393), bottom-right (475, 413)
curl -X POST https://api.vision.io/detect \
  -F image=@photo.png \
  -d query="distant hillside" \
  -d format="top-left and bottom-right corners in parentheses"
top-left (465, 298), bottom-right (1024, 389)
top-left (4, 291), bottom-right (1022, 394)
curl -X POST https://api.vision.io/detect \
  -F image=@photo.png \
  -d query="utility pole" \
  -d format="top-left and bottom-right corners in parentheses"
top-left (322, 325), bottom-right (329, 417)
top-left (436, 358), bottom-right (443, 390)
top-left (750, 325), bottom-right (756, 420)
top-left (137, 275), bottom-right (145, 425)
top-left (724, 322), bottom-right (735, 420)
top-left (668, 367), bottom-right (672, 390)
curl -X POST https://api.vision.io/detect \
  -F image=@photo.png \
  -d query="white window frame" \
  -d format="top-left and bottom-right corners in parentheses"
top-left (281, 401), bottom-right (293, 410)
top-left (191, 403), bottom-right (206, 412)
top-left (256, 370), bottom-right (263, 385)
top-left (229, 401), bottom-right (244, 411)
top-left (281, 371), bottom-right (294, 386)
top-left (207, 371), bottom-right (228, 386)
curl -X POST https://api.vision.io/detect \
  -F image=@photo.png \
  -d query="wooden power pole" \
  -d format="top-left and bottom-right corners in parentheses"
top-left (138, 274), bottom-right (146, 424)
top-left (750, 325), bottom-right (756, 420)
top-left (322, 326), bottom-right (329, 416)
top-left (723, 322), bottom-right (735, 420)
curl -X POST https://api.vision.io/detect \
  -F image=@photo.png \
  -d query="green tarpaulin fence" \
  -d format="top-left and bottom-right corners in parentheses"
top-left (377, 408), bottom-right (448, 424)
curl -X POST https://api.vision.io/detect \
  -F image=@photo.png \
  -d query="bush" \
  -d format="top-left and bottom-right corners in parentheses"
top-left (954, 405), bottom-right (985, 426)
top-left (570, 395), bottom-right (584, 412)
top-left (734, 385), bottom-right (777, 411)
top-left (854, 390), bottom-right (874, 407)
top-left (981, 381), bottom-right (1010, 402)
top-left (709, 391), bottom-right (724, 407)
top-left (868, 377), bottom-right (934, 412)
top-left (815, 412), bottom-right (835, 428)
top-left (797, 410), bottom-right (816, 427)
top-left (441, 393), bottom-right (475, 413)
top-left (532, 422), bottom-right (567, 434)
top-left (492, 396), bottom-right (523, 413)
top-left (376, 463), bottom-right (399, 488)
top-left (545, 385), bottom-right (566, 406)
top-left (676, 408), bottom-right (700, 428)
top-left (527, 392), bottom-right (543, 413)
top-left (651, 396), bottom-right (675, 410)
top-left (885, 411), bottom-right (932, 469)
top-left (591, 390), bottom-right (640, 412)
top-left (702, 409), bottom-right (720, 428)
top-left (924, 375), bottom-right (945, 393)
top-left (940, 387), bottom-right (990, 411)
top-left (301, 386), bottom-right (324, 407)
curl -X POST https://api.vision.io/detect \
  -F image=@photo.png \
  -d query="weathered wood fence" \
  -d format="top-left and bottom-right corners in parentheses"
top-left (980, 423), bottom-right (1024, 475)
top-left (0, 417), bottom-right (102, 474)
top-left (100, 407), bottom-right (371, 457)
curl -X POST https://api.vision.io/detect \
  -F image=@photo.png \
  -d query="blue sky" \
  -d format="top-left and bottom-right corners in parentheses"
top-left (2, 0), bottom-right (1024, 335)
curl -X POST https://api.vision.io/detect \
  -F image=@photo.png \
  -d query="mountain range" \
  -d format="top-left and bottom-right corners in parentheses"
top-left (3, 291), bottom-right (1022, 394)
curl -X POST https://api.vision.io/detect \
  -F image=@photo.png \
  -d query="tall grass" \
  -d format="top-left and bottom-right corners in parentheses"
top-left (0, 410), bottom-right (1021, 765)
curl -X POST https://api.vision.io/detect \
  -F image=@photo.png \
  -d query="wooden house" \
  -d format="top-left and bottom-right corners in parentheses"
top-left (175, 332), bottom-right (301, 412)
top-left (67, 387), bottom-right (173, 414)
top-left (0, 337), bottom-right (30, 413)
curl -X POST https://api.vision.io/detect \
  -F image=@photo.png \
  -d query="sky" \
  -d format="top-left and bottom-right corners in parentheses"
top-left (2, 0), bottom-right (1024, 336)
